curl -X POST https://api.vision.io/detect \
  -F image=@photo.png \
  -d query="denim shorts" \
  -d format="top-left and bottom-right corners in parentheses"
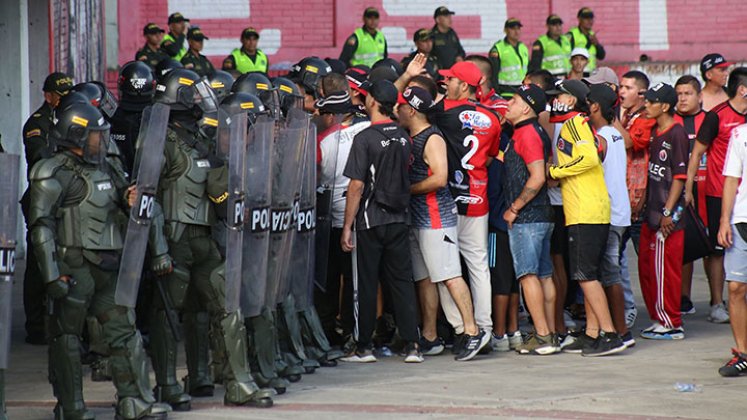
top-left (599, 225), bottom-right (626, 287)
top-left (507, 222), bottom-right (554, 280)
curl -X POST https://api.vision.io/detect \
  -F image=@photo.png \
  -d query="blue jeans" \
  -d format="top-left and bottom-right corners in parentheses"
top-left (620, 220), bottom-right (642, 309)
top-left (508, 222), bottom-right (554, 280)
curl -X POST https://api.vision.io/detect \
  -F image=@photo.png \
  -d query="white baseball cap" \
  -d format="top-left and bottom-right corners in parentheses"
top-left (571, 48), bottom-right (590, 59)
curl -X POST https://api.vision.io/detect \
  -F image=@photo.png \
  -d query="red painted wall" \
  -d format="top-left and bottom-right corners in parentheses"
top-left (117, 0), bottom-right (747, 70)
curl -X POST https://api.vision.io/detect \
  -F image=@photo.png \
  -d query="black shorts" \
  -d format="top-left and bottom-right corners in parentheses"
top-left (706, 195), bottom-right (725, 255)
top-left (489, 228), bottom-right (518, 295)
top-left (568, 224), bottom-right (610, 282)
top-left (550, 206), bottom-right (568, 255)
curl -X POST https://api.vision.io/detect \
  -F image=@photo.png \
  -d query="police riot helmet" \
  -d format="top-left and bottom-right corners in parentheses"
top-left (51, 102), bottom-right (111, 165)
top-left (272, 77), bottom-right (303, 116)
top-left (220, 92), bottom-right (267, 123)
top-left (291, 56), bottom-right (332, 98)
top-left (71, 81), bottom-right (118, 119)
top-left (232, 72), bottom-right (275, 106)
top-left (208, 70), bottom-right (235, 101)
top-left (154, 68), bottom-right (219, 113)
top-left (118, 61), bottom-right (156, 99)
top-left (154, 58), bottom-right (184, 82)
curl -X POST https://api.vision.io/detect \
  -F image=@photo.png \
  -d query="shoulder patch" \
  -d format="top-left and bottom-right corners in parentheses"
top-left (32, 113), bottom-right (42, 117)
top-left (532, 45), bottom-right (541, 50)
top-left (347, 36), bottom-right (357, 46)
top-left (25, 128), bottom-right (42, 138)
top-left (489, 49), bottom-right (499, 58)
top-left (29, 154), bottom-right (66, 181)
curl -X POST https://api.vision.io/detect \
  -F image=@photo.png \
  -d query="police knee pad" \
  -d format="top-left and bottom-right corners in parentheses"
top-left (48, 295), bottom-right (89, 337)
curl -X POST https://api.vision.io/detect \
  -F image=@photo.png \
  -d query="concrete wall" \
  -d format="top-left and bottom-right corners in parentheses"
top-left (115, 0), bottom-right (747, 71)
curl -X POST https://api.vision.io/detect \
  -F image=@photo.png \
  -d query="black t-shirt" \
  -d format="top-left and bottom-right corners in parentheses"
top-left (645, 123), bottom-right (689, 229)
top-left (343, 120), bottom-right (411, 230)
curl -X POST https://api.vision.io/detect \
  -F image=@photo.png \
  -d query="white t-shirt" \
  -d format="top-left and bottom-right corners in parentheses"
top-left (319, 120), bottom-right (371, 227)
top-left (548, 122), bottom-right (563, 206)
top-left (723, 123), bottom-right (747, 224)
top-left (599, 125), bottom-right (631, 227)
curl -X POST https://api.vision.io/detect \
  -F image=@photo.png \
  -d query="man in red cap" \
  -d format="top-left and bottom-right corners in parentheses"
top-left (399, 56), bottom-right (501, 357)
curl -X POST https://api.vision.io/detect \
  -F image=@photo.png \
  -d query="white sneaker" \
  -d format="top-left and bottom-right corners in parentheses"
top-left (625, 307), bottom-right (638, 329)
top-left (708, 303), bottom-right (730, 324)
top-left (508, 331), bottom-right (523, 350)
top-left (491, 333), bottom-right (510, 352)
top-left (560, 333), bottom-right (578, 350)
top-left (340, 349), bottom-right (377, 363)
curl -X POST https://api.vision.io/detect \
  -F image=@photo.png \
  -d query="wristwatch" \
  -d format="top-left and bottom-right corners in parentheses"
top-left (661, 207), bottom-right (672, 218)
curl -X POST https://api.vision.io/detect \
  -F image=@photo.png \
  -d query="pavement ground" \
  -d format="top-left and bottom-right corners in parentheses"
top-left (3, 250), bottom-right (745, 420)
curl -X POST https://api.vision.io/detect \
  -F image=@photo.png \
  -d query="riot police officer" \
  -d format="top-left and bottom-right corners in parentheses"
top-left (144, 68), bottom-right (273, 409)
top-left (28, 101), bottom-right (169, 420)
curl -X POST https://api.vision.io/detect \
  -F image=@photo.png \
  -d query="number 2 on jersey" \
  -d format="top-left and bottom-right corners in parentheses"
top-left (461, 135), bottom-right (479, 171)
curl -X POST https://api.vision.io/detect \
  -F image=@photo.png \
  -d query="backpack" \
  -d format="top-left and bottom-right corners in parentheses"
top-left (368, 125), bottom-right (412, 212)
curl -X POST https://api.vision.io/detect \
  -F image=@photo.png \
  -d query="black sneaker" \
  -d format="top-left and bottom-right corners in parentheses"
top-left (450, 333), bottom-right (466, 355)
top-left (719, 349), bottom-right (747, 377)
top-left (455, 330), bottom-right (490, 361)
top-left (621, 331), bottom-right (636, 348)
top-left (582, 331), bottom-right (626, 357)
top-left (563, 333), bottom-right (593, 354)
top-left (681, 296), bottom-right (696, 315)
top-left (419, 336), bottom-right (445, 356)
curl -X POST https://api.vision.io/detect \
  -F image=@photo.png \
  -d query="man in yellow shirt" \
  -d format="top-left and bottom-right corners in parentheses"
top-left (547, 80), bottom-right (625, 357)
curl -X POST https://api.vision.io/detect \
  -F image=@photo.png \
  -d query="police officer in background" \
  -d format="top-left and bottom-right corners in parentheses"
top-left (162, 12), bottom-right (190, 61)
top-left (401, 29), bottom-right (439, 80)
top-left (489, 18), bottom-right (529, 98)
top-left (110, 60), bottom-right (156, 174)
top-left (222, 27), bottom-right (269, 74)
top-left (136, 23), bottom-right (169, 69)
top-left (181, 27), bottom-right (215, 77)
top-left (567, 7), bottom-right (605, 72)
top-left (431, 6), bottom-right (465, 70)
top-left (339, 7), bottom-right (387, 68)
top-left (529, 14), bottom-right (571, 77)
top-left (21, 72), bottom-right (73, 346)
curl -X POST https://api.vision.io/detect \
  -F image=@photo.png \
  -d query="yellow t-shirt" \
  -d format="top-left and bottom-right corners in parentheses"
top-left (548, 115), bottom-right (610, 225)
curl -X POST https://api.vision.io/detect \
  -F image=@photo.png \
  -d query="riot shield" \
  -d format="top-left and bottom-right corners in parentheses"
top-left (313, 115), bottom-right (345, 294)
top-left (241, 115), bottom-right (274, 317)
top-left (115, 103), bottom-right (170, 307)
top-left (289, 121), bottom-right (317, 310)
top-left (0, 153), bottom-right (20, 369)
top-left (223, 112), bottom-right (248, 313)
top-left (266, 108), bottom-right (308, 307)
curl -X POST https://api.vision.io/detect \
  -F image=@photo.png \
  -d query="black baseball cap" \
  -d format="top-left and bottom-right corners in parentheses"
top-left (43, 72), bottom-right (73, 94)
top-left (546, 14), bottom-right (563, 25)
top-left (241, 27), bottom-right (260, 39)
top-left (587, 83), bottom-right (618, 114)
top-left (368, 80), bottom-right (399, 106)
top-left (187, 27), bottom-right (208, 41)
top-left (168, 12), bottom-right (189, 24)
top-left (413, 28), bottom-right (434, 43)
top-left (433, 6), bottom-right (455, 19)
top-left (514, 84), bottom-right (547, 116)
top-left (700, 53), bottom-right (732, 73)
top-left (547, 79), bottom-right (590, 103)
top-left (504, 18), bottom-right (523, 28)
top-left (363, 7), bottom-right (380, 18)
top-left (143, 22), bottom-right (165, 35)
top-left (644, 82), bottom-right (677, 107)
top-left (577, 7), bottom-right (594, 18)
top-left (398, 86), bottom-right (435, 113)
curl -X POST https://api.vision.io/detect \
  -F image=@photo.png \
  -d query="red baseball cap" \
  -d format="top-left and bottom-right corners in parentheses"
top-left (438, 62), bottom-right (482, 87)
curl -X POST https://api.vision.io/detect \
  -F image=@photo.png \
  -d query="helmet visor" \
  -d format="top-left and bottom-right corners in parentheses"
top-left (83, 129), bottom-right (110, 165)
top-left (177, 80), bottom-right (220, 113)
